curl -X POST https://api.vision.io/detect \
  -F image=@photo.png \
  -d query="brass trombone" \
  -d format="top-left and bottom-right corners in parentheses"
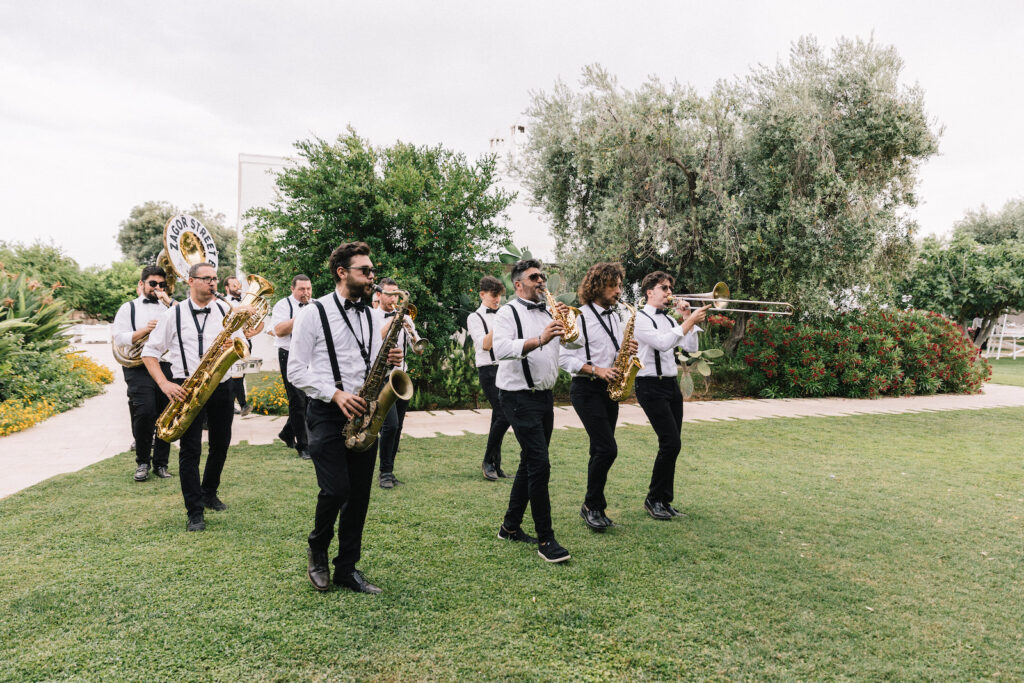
top-left (671, 282), bottom-right (794, 316)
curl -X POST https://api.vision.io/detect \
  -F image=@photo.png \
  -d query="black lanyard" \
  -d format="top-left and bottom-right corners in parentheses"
top-left (334, 293), bottom-right (372, 374)
top-left (189, 302), bottom-right (211, 356)
top-left (588, 303), bottom-right (619, 351)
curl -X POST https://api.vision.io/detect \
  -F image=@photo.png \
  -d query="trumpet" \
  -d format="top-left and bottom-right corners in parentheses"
top-left (402, 303), bottom-right (427, 354)
top-left (669, 282), bottom-right (794, 316)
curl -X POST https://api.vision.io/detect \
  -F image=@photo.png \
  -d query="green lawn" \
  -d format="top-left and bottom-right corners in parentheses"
top-left (2, 409), bottom-right (1023, 680)
top-left (987, 358), bottom-right (1024, 387)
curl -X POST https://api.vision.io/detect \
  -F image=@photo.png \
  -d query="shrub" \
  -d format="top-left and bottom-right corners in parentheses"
top-left (739, 310), bottom-right (991, 399)
top-left (66, 352), bottom-right (115, 386)
top-left (249, 375), bottom-right (290, 416)
top-left (0, 398), bottom-right (57, 437)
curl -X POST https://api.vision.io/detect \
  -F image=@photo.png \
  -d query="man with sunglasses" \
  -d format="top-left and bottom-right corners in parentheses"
top-left (288, 242), bottom-right (403, 594)
top-left (112, 265), bottom-right (175, 482)
top-left (269, 274), bottom-right (314, 458)
top-left (634, 271), bottom-right (709, 521)
top-left (491, 259), bottom-right (579, 563)
top-left (142, 263), bottom-right (252, 532)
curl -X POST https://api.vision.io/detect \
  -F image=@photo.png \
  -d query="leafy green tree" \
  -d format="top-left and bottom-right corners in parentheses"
top-left (116, 201), bottom-right (237, 282)
top-left (900, 199), bottom-right (1024, 347)
top-left (0, 240), bottom-right (87, 309)
top-left (241, 129), bottom-right (513, 382)
top-left (520, 36), bottom-right (939, 353)
top-left (77, 260), bottom-right (143, 321)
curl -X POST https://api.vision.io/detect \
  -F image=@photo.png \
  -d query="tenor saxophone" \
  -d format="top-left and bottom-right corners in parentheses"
top-left (343, 290), bottom-right (415, 452)
top-left (155, 275), bottom-right (274, 441)
top-left (607, 302), bottom-right (644, 402)
top-left (541, 287), bottom-right (582, 344)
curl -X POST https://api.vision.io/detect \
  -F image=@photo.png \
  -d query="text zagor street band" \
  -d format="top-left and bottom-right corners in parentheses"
top-left (115, 237), bottom-right (725, 594)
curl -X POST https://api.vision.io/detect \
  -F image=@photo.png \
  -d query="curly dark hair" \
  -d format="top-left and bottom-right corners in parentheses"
top-left (577, 262), bottom-right (625, 305)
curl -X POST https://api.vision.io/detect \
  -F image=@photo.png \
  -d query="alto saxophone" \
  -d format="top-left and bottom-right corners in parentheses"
top-left (607, 302), bottom-right (644, 402)
top-left (155, 274), bottom-right (274, 441)
top-left (343, 290), bottom-right (415, 452)
top-left (541, 287), bottom-right (582, 344)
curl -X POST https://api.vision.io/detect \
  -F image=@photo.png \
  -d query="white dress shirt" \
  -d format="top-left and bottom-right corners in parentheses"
top-left (269, 295), bottom-right (308, 350)
top-left (559, 302), bottom-right (624, 377)
top-left (493, 297), bottom-right (581, 391)
top-left (466, 304), bottom-right (499, 367)
top-left (141, 297), bottom-right (241, 381)
top-left (634, 304), bottom-right (701, 378)
top-left (287, 291), bottom-right (385, 403)
top-left (111, 296), bottom-right (169, 347)
top-left (382, 308), bottom-right (417, 372)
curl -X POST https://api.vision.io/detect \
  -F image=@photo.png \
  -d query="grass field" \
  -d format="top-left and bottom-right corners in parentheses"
top-left (987, 358), bottom-right (1024, 387)
top-left (2, 409), bottom-right (1023, 680)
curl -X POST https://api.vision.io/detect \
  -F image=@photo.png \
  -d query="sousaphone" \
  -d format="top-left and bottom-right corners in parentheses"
top-left (156, 213), bottom-right (219, 295)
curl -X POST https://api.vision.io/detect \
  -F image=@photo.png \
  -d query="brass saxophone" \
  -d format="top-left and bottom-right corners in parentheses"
top-left (607, 302), bottom-right (644, 402)
top-left (155, 274), bottom-right (274, 441)
top-left (343, 290), bottom-right (415, 452)
top-left (541, 286), bottom-right (582, 344)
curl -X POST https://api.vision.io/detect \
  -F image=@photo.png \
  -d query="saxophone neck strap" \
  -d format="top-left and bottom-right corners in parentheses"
top-left (587, 303), bottom-right (619, 351)
top-left (333, 292), bottom-right (372, 375)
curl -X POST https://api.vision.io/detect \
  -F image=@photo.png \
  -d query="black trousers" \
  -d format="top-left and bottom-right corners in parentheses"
top-left (378, 396), bottom-right (409, 475)
top-left (278, 348), bottom-right (308, 451)
top-left (124, 363), bottom-right (172, 468)
top-left (164, 379), bottom-right (234, 517)
top-left (478, 364), bottom-right (509, 469)
top-left (306, 400), bottom-right (377, 573)
top-left (569, 377), bottom-right (619, 512)
top-left (634, 377), bottom-right (683, 504)
top-left (500, 389), bottom-right (555, 543)
top-left (231, 376), bottom-right (247, 409)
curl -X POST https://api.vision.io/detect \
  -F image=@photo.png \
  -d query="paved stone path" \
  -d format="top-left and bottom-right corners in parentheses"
top-left (4, 339), bottom-right (1024, 499)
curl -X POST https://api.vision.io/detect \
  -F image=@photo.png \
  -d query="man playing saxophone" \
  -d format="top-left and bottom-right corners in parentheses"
top-left (111, 265), bottom-right (174, 483)
top-left (558, 263), bottom-right (638, 532)
top-left (287, 242), bottom-right (403, 594)
top-left (141, 263), bottom-right (251, 532)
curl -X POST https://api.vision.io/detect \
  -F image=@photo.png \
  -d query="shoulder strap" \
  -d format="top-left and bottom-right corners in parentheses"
top-left (216, 302), bottom-right (227, 317)
top-left (287, 298), bottom-right (293, 319)
top-left (474, 312), bottom-right (496, 363)
top-left (639, 311), bottom-right (662, 376)
top-left (313, 300), bottom-right (343, 391)
top-left (175, 305), bottom-right (189, 376)
top-left (129, 301), bottom-right (136, 331)
top-left (580, 314), bottom-right (591, 366)
top-left (508, 305), bottom-right (534, 389)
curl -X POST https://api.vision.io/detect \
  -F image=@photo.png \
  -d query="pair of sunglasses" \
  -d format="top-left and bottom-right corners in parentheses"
top-left (146, 280), bottom-right (166, 288)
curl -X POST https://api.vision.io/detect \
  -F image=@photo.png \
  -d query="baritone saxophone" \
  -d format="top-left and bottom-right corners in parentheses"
top-left (155, 274), bottom-right (274, 441)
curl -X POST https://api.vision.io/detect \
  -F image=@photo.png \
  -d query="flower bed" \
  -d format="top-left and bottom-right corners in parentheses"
top-left (740, 311), bottom-right (990, 399)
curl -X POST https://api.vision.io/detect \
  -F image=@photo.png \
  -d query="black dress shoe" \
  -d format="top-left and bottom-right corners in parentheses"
top-left (203, 494), bottom-right (228, 511)
top-left (644, 498), bottom-right (672, 521)
top-left (580, 505), bottom-right (608, 531)
top-left (379, 473), bottom-right (395, 489)
top-left (300, 450), bottom-right (312, 460)
top-left (600, 512), bottom-right (616, 527)
top-left (307, 548), bottom-right (331, 592)
top-left (497, 524), bottom-right (538, 544)
top-left (278, 429), bottom-right (295, 449)
top-left (186, 514), bottom-right (205, 531)
top-left (153, 466), bottom-right (171, 479)
top-left (482, 462), bottom-right (498, 481)
top-left (497, 467), bottom-right (511, 479)
top-left (665, 503), bottom-right (686, 518)
top-left (133, 463), bottom-right (150, 482)
top-left (334, 569), bottom-right (382, 594)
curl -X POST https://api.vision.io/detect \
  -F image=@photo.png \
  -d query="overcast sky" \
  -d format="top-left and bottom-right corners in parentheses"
top-left (2, 0), bottom-right (1022, 267)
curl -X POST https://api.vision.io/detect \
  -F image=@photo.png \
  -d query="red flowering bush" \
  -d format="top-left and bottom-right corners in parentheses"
top-left (740, 311), bottom-right (991, 398)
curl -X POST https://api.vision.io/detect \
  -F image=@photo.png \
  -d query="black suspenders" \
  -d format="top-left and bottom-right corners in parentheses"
top-left (313, 300), bottom-right (343, 391)
top-left (508, 305), bottom-right (535, 389)
top-left (129, 301), bottom-right (136, 331)
top-left (474, 312), bottom-right (497, 364)
top-left (640, 311), bottom-right (663, 376)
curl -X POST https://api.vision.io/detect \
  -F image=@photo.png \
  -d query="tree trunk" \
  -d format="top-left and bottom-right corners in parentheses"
top-left (973, 315), bottom-right (998, 349)
top-left (723, 312), bottom-right (749, 356)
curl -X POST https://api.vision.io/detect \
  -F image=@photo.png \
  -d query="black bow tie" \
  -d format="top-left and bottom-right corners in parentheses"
top-left (344, 299), bottom-right (366, 312)
top-left (230, 296), bottom-right (242, 302)
top-left (485, 308), bottom-right (497, 314)
top-left (298, 302), bottom-right (308, 308)
top-left (525, 302), bottom-right (546, 312)
top-left (384, 311), bottom-right (397, 318)
top-left (142, 298), bottom-right (159, 304)
top-left (194, 307), bottom-right (210, 315)
top-left (601, 309), bottom-right (616, 316)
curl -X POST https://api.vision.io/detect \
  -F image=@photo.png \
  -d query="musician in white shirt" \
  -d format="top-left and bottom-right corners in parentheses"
top-left (491, 259), bottom-right (579, 564)
top-left (111, 265), bottom-right (173, 482)
top-left (466, 275), bottom-right (510, 481)
top-left (558, 262), bottom-right (637, 531)
top-left (376, 277), bottom-right (424, 489)
top-left (141, 263), bottom-right (251, 532)
top-left (633, 271), bottom-right (709, 521)
top-left (287, 242), bottom-right (403, 594)
top-left (269, 274), bottom-right (314, 458)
